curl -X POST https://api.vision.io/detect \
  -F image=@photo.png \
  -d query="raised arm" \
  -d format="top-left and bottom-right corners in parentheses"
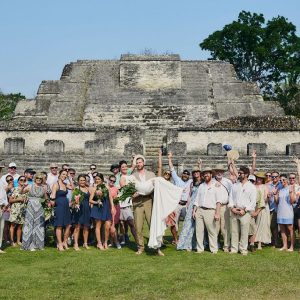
top-left (129, 153), bottom-right (136, 173)
top-left (228, 158), bottom-right (238, 179)
top-left (158, 148), bottom-right (163, 177)
top-left (292, 157), bottom-right (300, 182)
top-left (251, 149), bottom-right (257, 174)
top-left (168, 152), bottom-right (182, 185)
top-left (198, 157), bottom-right (202, 171)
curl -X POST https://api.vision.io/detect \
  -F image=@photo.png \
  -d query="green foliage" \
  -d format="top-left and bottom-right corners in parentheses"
top-left (0, 91), bottom-right (25, 120)
top-left (200, 11), bottom-right (300, 115)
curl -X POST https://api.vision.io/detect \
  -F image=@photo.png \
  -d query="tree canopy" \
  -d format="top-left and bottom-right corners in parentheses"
top-left (200, 11), bottom-right (300, 116)
top-left (0, 91), bottom-right (25, 120)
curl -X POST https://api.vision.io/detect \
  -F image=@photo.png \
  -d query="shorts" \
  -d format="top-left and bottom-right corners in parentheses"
top-left (294, 207), bottom-right (300, 220)
top-left (119, 207), bottom-right (134, 221)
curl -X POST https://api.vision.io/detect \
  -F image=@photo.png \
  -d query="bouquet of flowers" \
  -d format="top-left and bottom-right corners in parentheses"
top-left (115, 182), bottom-right (136, 204)
top-left (94, 184), bottom-right (109, 207)
top-left (71, 188), bottom-right (85, 212)
top-left (41, 198), bottom-right (54, 221)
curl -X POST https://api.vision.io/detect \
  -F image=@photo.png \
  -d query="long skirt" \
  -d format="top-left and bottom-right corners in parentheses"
top-left (22, 197), bottom-right (45, 250)
top-left (255, 206), bottom-right (271, 244)
top-left (177, 198), bottom-right (197, 250)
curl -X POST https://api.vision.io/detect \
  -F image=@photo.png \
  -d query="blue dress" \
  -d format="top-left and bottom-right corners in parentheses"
top-left (91, 196), bottom-right (112, 221)
top-left (277, 187), bottom-right (294, 225)
top-left (177, 182), bottom-right (200, 250)
top-left (54, 186), bottom-right (71, 227)
top-left (72, 190), bottom-right (91, 227)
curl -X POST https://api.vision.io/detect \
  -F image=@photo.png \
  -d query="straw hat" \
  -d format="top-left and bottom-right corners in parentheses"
top-left (213, 164), bottom-right (226, 172)
top-left (255, 171), bottom-right (266, 179)
top-left (227, 150), bottom-right (239, 161)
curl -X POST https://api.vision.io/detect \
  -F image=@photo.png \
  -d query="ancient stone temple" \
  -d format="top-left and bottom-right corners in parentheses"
top-left (0, 54), bottom-right (299, 174)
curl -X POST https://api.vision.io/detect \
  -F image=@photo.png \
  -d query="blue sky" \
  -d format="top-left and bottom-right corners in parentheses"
top-left (1, 0), bottom-right (300, 98)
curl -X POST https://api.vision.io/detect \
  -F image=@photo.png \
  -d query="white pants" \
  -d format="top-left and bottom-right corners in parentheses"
top-left (216, 205), bottom-right (231, 250)
top-left (231, 212), bottom-right (251, 253)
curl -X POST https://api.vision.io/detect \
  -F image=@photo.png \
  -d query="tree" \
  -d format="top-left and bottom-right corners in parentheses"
top-left (0, 91), bottom-right (25, 120)
top-left (200, 11), bottom-right (300, 114)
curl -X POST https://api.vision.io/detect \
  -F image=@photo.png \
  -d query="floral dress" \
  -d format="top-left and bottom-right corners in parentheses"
top-left (9, 187), bottom-right (27, 224)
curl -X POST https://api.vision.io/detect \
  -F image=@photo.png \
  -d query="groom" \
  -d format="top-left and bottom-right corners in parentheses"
top-left (132, 154), bottom-right (156, 255)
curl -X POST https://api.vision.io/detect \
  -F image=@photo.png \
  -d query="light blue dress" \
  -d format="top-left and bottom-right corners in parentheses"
top-left (277, 187), bottom-right (294, 225)
top-left (177, 182), bottom-right (200, 250)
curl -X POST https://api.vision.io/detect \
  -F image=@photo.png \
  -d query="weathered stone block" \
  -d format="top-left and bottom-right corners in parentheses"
top-left (286, 143), bottom-right (300, 155)
top-left (247, 143), bottom-right (267, 155)
top-left (207, 143), bottom-right (223, 156)
top-left (84, 140), bottom-right (105, 155)
top-left (44, 140), bottom-right (65, 154)
top-left (4, 138), bottom-right (25, 154)
top-left (124, 143), bottom-right (144, 157)
top-left (167, 142), bottom-right (187, 156)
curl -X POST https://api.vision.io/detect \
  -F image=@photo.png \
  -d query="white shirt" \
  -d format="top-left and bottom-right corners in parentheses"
top-left (0, 184), bottom-right (8, 206)
top-left (213, 177), bottom-right (233, 205)
top-left (228, 181), bottom-right (257, 211)
top-left (194, 182), bottom-right (219, 209)
top-left (46, 173), bottom-right (58, 189)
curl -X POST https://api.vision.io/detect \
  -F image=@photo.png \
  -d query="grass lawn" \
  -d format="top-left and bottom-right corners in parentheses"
top-left (1, 228), bottom-right (300, 300)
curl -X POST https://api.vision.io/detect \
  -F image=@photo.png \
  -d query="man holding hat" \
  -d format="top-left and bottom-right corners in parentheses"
top-left (192, 166), bottom-right (221, 253)
top-left (228, 166), bottom-right (256, 255)
top-left (168, 152), bottom-right (193, 234)
top-left (213, 164), bottom-right (233, 252)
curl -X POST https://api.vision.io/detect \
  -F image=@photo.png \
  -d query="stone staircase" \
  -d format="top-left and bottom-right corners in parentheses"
top-left (0, 154), bottom-right (298, 178)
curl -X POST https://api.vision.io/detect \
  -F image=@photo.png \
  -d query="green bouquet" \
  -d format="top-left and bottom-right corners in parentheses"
top-left (115, 182), bottom-right (136, 204)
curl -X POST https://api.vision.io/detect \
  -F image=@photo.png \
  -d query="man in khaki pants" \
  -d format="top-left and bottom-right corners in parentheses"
top-left (213, 165), bottom-right (233, 252)
top-left (192, 167), bottom-right (221, 254)
top-left (132, 155), bottom-right (156, 255)
top-left (228, 166), bottom-right (256, 255)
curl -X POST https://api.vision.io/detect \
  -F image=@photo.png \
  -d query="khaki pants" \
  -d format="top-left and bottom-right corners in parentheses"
top-left (216, 205), bottom-right (231, 250)
top-left (231, 212), bottom-right (251, 253)
top-left (133, 196), bottom-right (153, 250)
top-left (195, 208), bottom-right (218, 253)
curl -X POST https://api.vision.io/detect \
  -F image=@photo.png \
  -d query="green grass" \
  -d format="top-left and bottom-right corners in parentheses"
top-left (1, 229), bottom-right (300, 300)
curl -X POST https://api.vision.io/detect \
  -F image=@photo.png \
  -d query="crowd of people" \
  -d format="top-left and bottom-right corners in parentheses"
top-left (1, 149), bottom-right (300, 256)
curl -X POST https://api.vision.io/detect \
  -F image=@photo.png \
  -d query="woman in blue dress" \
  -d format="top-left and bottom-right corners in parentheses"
top-left (90, 173), bottom-right (115, 250)
top-left (274, 174), bottom-right (296, 252)
top-left (50, 170), bottom-right (74, 251)
top-left (72, 174), bottom-right (92, 251)
top-left (177, 168), bottom-right (202, 251)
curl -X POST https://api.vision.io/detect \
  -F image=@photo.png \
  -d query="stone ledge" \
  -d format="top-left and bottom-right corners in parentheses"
top-left (120, 54), bottom-right (180, 61)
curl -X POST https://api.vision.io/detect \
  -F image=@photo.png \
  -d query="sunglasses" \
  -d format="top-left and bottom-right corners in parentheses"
top-left (266, 174), bottom-right (271, 177)
top-left (69, 172), bottom-right (75, 175)
top-left (9, 166), bottom-right (17, 169)
top-left (6, 178), bottom-right (13, 182)
top-left (64, 168), bottom-right (69, 171)
top-left (110, 179), bottom-right (116, 183)
top-left (36, 177), bottom-right (43, 180)
top-left (19, 179), bottom-right (25, 182)
top-left (271, 176), bottom-right (278, 179)
top-left (289, 177), bottom-right (296, 180)
top-left (164, 172), bottom-right (171, 176)
top-left (90, 167), bottom-right (96, 170)
top-left (51, 167), bottom-right (58, 169)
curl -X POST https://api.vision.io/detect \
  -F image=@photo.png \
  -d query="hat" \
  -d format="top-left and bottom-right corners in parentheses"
top-left (24, 168), bottom-right (36, 175)
top-left (213, 164), bottom-right (226, 172)
top-left (202, 167), bottom-right (213, 173)
top-left (227, 150), bottom-right (239, 161)
top-left (192, 166), bottom-right (201, 173)
top-left (255, 171), bottom-right (266, 179)
top-left (182, 169), bottom-right (191, 175)
top-left (110, 164), bottom-right (119, 172)
top-left (8, 162), bottom-right (17, 168)
top-left (133, 154), bottom-right (146, 164)
top-left (248, 175), bottom-right (256, 181)
top-left (50, 163), bottom-right (58, 168)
